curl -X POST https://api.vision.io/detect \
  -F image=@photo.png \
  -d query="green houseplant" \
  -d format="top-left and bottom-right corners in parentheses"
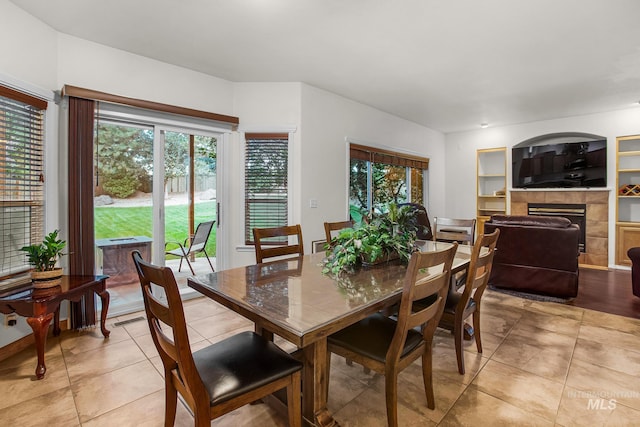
top-left (322, 203), bottom-right (427, 276)
top-left (20, 230), bottom-right (66, 288)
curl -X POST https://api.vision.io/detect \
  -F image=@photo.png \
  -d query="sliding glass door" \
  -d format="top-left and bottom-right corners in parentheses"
top-left (93, 107), bottom-right (224, 314)
top-left (162, 131), bottom-right (217, 292)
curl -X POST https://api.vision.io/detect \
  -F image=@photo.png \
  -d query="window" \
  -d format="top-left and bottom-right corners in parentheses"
top-left (349, 143), bottom-right (428, 218)
top-left (244, 133), bottom-right (288, 244)
top-left (0, 85), bottom-right (47, 280)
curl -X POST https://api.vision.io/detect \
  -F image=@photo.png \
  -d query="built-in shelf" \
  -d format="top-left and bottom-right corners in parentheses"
top-left (477, 147), bottom-right (507, 234)
top-left (616, 135), bottom-right (640, 265)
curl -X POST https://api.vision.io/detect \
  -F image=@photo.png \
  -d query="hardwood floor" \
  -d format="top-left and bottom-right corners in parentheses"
top-left (570, 267), bottom-right (640, 319)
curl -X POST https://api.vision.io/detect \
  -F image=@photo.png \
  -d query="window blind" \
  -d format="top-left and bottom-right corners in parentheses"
top-left (0, 85), bottom-right (47, 279)
top-left (350, 143), bottom-right (429, 169)
top-left (244, 133), bottom-right (288, 245)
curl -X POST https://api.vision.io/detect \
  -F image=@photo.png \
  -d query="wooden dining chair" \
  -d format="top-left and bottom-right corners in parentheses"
top-left (326, 244), bottom-right (457, 427)
top-left (131, 251), bottom-right (303, 427)
top-left (323, 220), bottom-right (353, 245)
top-left (437, 229), bottom-right (500, 374)
top-left (253, 224), bottom-right (304, 263)
top-left (432, 217), bottom-right (476, 245)
top-left (433, 217), bottom-right (477, 289)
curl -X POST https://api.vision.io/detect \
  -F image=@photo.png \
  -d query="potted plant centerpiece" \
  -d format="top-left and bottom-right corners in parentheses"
top-left (20, 230), bottom-right (66, 289)
top-left (322, 203), bottom-right (428, 276)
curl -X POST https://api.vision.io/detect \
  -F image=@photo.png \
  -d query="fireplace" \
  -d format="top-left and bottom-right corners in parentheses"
top-left (528, 203), bottom-right (586, 252)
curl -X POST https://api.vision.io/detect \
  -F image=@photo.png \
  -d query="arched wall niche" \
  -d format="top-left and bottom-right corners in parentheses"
top-left (514, 132), bottom-right (606, 148)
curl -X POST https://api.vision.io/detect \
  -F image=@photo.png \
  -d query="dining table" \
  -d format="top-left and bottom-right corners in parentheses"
top-left (188, 240), bottom-right (472, 426)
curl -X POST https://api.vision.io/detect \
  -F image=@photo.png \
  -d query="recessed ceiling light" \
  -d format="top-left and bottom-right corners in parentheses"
top-left (480, 123), bottom-right (489, 128)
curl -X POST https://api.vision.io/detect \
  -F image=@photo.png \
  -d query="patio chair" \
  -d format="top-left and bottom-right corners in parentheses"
top-left (165, 221), bottom-right (215, 274)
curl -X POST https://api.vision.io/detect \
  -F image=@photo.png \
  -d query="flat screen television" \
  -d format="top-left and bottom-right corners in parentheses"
top-left (512, 140), bottom-right (607, 189)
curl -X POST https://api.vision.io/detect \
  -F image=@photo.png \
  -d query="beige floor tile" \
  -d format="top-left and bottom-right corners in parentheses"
top-left (556, 385), bottom-right (640, 427)
top-left (119, 316), bottom-right (152, 337)
top-left (0, 386), bottom-right (79, 427)
top-left (72, 360), bottom-right (164, 423)
top-left (578, 323), bottom-right (640, 353)
top-left (328, 354), bottom-right (380, 387)
top-left (59, 324), bottom-right (131, 357)
top-left (398, 360), bottom-right (470, 424)
top-left (65, 338), bottom-right (147, 382)
top-left (431, 332), bottom-right (491, 384)
top-left (566, 358), bottom-right (640, 411)
top-left (573, 337), bottom-right (640, 376)
top-left (0, 352), bottom-right (70, 411)
top-left (327, 368), bottom-right (370, 414)
top-left (581, 309), bottom-right (640, 335)
top-left (516, 308), bottom-right (582, 337)
top-left (439, 384), bottom-right (553, 426)
top-left (476, 308), bottom-right (522, 339)
top-left (188, 311), bottom-right (254, 340)
top-left (182, 297), bottom-right (230, 322)
top-left (525, 300), bottom-right (585, 321)
top-left (491, 321), bottom-right (576, 382)
top-left (82, 389), bottom-right (195, 427)
top-left (333, 385), bottom-right (436, 427)
top-left (471, 360), bottom-right (564, 421)
top-left (131, 332), bottom-right (160, 359)
top-left (0, 335), bottom-right (62, 370)
top-left (210, 401), bottom-right (288, 426)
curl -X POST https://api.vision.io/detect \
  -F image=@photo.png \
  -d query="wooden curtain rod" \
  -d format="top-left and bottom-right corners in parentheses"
top-left (61, 84), bottom-right (239, 126)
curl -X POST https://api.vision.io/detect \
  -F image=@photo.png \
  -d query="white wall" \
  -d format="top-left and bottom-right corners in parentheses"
top-left (300, 84), bottom-right (447, 247)
top-left (0, 0), bottom-right (59, 347)
top-left (445, 107), bottom-right (640, 267)
top-left (57, 34), bottom-right (235, 116)
top-left (229, 82), bottom-right (302, 267)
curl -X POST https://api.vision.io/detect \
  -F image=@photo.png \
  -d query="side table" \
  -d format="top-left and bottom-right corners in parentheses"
top-left (0, 275), bottom-right (110, 379)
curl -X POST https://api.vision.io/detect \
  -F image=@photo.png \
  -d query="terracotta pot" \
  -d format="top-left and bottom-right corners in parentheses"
top-left (31, 268), bottom-right (63, 289)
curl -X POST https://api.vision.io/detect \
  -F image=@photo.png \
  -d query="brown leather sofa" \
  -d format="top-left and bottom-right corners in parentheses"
top-left (626, 247), bottom-right (640, 297)
top-left (483, 215), bottom-right (580, 298)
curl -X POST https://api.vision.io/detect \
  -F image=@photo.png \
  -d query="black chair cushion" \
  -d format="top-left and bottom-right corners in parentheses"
top-left (192, 331), bottom-right (302, 406)
top-left (328, 313), bottom-right (423, 363)
top-left (443, 292), bottom-right (476, 315)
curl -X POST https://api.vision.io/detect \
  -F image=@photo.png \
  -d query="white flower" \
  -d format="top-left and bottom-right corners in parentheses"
top-left (354, 239), bottom-right (362, 249)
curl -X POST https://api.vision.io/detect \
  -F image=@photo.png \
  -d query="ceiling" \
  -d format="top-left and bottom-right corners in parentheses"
top-left (10, 0), bottom-right (640, 133)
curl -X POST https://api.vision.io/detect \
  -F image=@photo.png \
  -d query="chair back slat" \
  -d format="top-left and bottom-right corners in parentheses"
top-left (253, 225), bottom-right (304, 263)
top-left (387, 243), bottom-right (457, 362)
top-left (132, 251), bottom-right (204, 394)
top-left (457, 230), bottom-right (500, 310)
top-left (324, 220), bottom-right (353, 244)
top-left (433, 217), bottom-right (476, 245)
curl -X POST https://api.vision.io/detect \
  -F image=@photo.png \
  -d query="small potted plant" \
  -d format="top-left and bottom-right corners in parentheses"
top-left (20, 230), bottom-right (66, 288)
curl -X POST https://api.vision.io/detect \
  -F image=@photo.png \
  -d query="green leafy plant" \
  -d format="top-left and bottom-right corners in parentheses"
top-left (322, 203), bottom-right (428, 276)
top-left (102, 170), bottom-right (139, 198)
top-left (20, 230), bottom-right (67, 272)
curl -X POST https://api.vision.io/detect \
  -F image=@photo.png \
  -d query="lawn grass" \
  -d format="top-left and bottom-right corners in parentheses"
top-left (95, 201), bottom-right (216, 256)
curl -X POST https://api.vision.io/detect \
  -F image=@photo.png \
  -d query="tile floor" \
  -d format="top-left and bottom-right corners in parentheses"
top-left (1, 290), bottom-right (640, 426)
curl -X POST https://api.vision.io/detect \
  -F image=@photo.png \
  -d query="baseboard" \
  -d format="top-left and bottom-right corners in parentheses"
top-left (579, 263), bottom-right (610, 271)
top-left (0, 334), bottom-right (34, 362)
top-left (0, 318), bottom-right (70, 362)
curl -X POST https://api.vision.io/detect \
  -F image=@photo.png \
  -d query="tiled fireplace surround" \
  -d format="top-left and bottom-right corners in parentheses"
top-left (510, 190), bottom-right (609, 267)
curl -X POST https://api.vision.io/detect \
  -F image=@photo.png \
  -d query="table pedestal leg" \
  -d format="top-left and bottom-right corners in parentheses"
top-left (302, 339), bottom-right (340, 427)
top-left (26, 313), bottom-right (53, 380)
top-left (97, 289), bottom-right (111, 337)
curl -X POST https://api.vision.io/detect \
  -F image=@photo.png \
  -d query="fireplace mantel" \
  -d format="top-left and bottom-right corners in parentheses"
top-left (509, 190), bottom-right (609, 267)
